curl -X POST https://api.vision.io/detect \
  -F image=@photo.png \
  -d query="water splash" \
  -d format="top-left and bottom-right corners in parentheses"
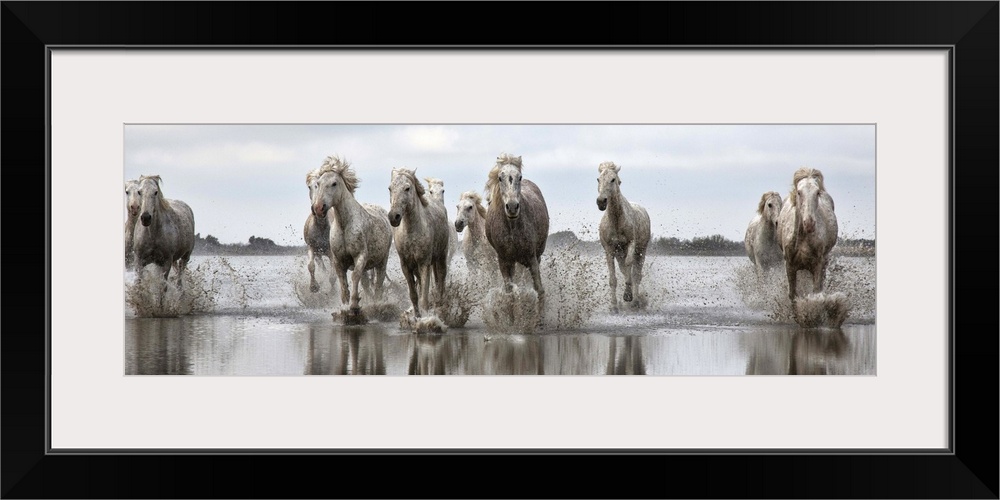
top-left (539, 244), bottom-right (603, 329)
top-left (125, 263), bottom-right (215, 317)
top-left (292, 256), bottom-right (340, 309)
top-left (399, 308), bottom-right (448, 333)
top-left (732, 256), bottom-right (874, 324)
top-left (793, 292), bottom-right (850, 328)
top-left (483, 284), bottom-right (539, 334)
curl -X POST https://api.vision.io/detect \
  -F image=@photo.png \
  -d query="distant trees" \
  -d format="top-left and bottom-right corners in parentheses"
top-left (192, 233), bottom-right (302, 256)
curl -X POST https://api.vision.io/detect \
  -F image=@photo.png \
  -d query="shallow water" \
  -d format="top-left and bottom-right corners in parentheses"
top-left (124, 252), bottom-right (876, 375)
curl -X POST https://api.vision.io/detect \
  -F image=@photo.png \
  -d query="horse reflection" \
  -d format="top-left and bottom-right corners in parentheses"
top-left (606, 335), bottom-right (646, 375)
top-left (307, 324), bottom-right (386, 375)
top-left (787, 328), bottom-right (848, 375)
top-left (744, 327), bottom-right (848, 375)
top-left (481, 334), bottom-right (545, 375)
top-left (407, 334), bottom-right (461, 375)
top-left (125, 318), bottom-right (191, 375)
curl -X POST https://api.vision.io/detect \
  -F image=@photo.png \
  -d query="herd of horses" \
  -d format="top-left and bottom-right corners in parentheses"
top-left (125, 154), bottom-right (840, 327)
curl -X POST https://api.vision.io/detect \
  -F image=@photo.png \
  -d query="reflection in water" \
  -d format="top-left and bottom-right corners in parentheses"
top-left (744, 327), bottom-right (852, 375)
top-left (606, 336), bottom-right (646, 375)
top-left (127, 317), bottom-right (874, 375)
top-left (125, 317), bottom-right (192, 375)
top-left (308, 323), bottom-right (387, 375)
top-left (787, 328), bottom-right (849, 375)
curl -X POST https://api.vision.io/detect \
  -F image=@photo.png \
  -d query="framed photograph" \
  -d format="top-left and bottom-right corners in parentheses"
top-left (5, 2), bottom-right (996, 498)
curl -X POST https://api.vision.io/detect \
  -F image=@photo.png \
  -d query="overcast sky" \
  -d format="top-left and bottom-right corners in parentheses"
top-left (124, 124), bottom-right (875, 247)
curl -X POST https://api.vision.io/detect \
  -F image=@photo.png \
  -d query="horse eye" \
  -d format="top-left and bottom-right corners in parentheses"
top-left (332, 182), bottom-right (337, 187)
top-left (767, 203), bottom-right (772, 207)
top-left (137, 191), bottom-right (142, 195)
top-left (405, 186), bottom-right (410, 192)
top-left (154, 191), bottom-right (158, 195)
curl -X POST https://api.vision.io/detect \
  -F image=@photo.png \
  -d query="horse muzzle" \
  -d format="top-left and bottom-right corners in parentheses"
top-left (597, 198), bottom-right (607, 211)
top-left (389, 212), bottom-right (402, 227)
top-left (504, 202), bottom-right (520, 219)
top-left (802, 218), bottom-right (816, 234)
top-left (140, 213), bottom-right (152, 226)
top-left (312, 204), bottom-right (327, 219)
top-left (455, 220), bottom-right (466, 233)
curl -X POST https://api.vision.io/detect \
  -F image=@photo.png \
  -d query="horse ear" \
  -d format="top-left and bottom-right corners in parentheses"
top-left (614, 164), bottom-right (621, 173)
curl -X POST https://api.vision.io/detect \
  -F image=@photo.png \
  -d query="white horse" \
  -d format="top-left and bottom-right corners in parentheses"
top-left (424, 177), bottom-right (457, 264)
top-left (744, 191), bottom-right (784, 275)
top-left (596, 161), bottom-right (651, 312)
top-left (124, 179), bottom-right (141, 270)
top-left (454, 190), bottom-right (499, 280)
top-left (303, 167), bottom-right (338, 293)
top-left (388, 168), bottom-right (451, 318)
top-left (484, 153), bottom-right (549, 324)
top-left (309, 155), bottom-right (393, 314)
top-left (131, 175), bottom-right (196, 287)
top-left (776, 167), bottom-right (839, 304)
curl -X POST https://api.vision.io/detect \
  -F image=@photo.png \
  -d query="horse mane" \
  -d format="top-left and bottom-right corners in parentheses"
top-left (461, 190), bottom-right (487, 220)
top-left (789, 167), bottom-right (824, 205)
top-left (598, 161), bottom-right (620, 173)
top-left (315, 155), bottom-right (359, 193)
top-left (758, 191), bottom-right (781, 214)
top-left (138, 174), bottom-right (170, 210)
top-left (393, 167), bottom-right (427, 207)
top-left (485, 153), bottom-right (523, 206)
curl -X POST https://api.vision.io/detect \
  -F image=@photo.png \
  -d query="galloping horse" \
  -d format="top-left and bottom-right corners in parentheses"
top-left (775, 167), bottom-right (839, 304)
top-left (303, 167), bottom-right (338, 293)
top-left (124, 179), bottom-right (141, 270)
top-left (388, 168), bottom-right (451, 318)
top-left (596, 161), bottom-right (651, 312)
top-left (309, 155), bottom-right (393, 314)
top-left (744, 191), bottom-right (784, 275)
top-left (484, 153), bottom-right (550, 324)
top-left (454, 190), bottom-right (499, 280)
top-left (424, 177), bottom-right (457, 263)
top-left (131, 175), bottom-right (196, 287)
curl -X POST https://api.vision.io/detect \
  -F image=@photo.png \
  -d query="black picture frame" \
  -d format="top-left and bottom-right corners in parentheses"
top-left (3, 2), bottom-right (996, 498)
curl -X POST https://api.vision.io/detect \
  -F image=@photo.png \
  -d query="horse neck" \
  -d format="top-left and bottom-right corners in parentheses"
top-left (330, 193), bottom-right (363, 229)
top-left (467, 210), bottom-right (487, 241)
top-left (605, 189), bottom-right (629, 224)
top-left (400, 199), bottom-right (427, 232)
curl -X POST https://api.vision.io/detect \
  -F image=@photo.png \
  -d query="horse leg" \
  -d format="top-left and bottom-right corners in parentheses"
top-left (529, 256), bottom-right (545, 328)
top-left (615, 253), bottom-right (628, 302)
top-left (374, 265), bottom-right (388, 303)
top-left (631, 247), bottom-right (646, 307)
top-left (814, 258), bottom-right (829, 294)
top-left (335, 262), bottom-right (351, 306)
top-left (433, 258), bottom-right (447, 311)
top-left (349, 254), bottom-right (369, 311)
top-left (786, 263), bottom-right (798, 305)
top-left (602, 244), bottom-right (618, 313)
top-left (326, 254), bottom-right (337, 292)
top-left (307, 248), bottom-right (319, 292)
top-left (418, 263), bottom-right (432, 313)
top-left (360, 269), bottom-right (373, 302)
top-left (499, 259), bottom-right (516, 293)
top-left (402, 264), bottom-right (420, 317)
top-left (623, 241), bottom-right (637, 303)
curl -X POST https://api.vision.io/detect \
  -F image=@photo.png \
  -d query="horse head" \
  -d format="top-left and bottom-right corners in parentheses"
top-left (455, 191), bottom-right (483, 233)
top-left (309, 155), bottom-right (357, 219)
top-left (424, 177), bottom-right (446, 204)
top-left (136, 175), bottom-right (164, 227)
top-left (125, 179), bottom-right (141, 218)
top-left (596, 161), bottom-right (622, 211)
top-left (489, 154), bottom-right (524, 219)
top-left (791, 168), bottom-right (825, 235)
top-left (388, 168), bottom-right (426, 227)
top-left (758, 191), bottom-right (782, 231)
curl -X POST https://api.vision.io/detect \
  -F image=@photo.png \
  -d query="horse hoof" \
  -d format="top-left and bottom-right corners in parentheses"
top-left (310, 283), bottom-right (320, 293)
top-left (623, 291), bottom-right (633, 302)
